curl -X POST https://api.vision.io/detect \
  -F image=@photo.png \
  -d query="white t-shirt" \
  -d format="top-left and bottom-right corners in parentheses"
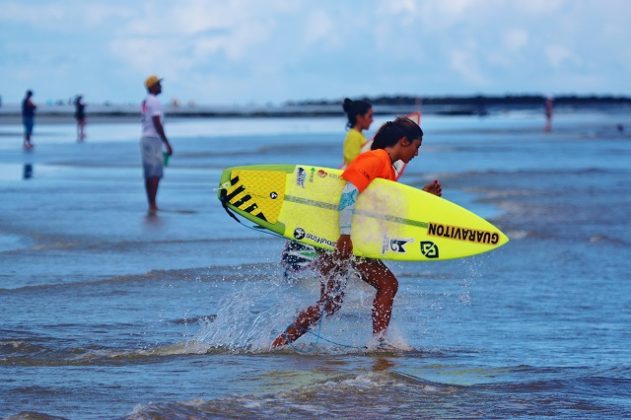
top-left (141, 94), bottom-right (164, 138)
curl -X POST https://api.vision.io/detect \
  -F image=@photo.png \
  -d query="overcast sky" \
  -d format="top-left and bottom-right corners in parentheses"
top-left (2, 0), bottom-right (630, 105)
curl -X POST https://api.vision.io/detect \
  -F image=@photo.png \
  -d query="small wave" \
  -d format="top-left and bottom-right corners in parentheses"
top-left (0, 340), bottom-right (213, 367)
top-left (5, 411), bottom-right (69, 420)
top-left (505, 229), bottom-right (528, 240)
top-left (451, 167), bottom-right (625, 179)
top-left (125, 370), bottom-right (462, 419)
top-left (0, 340), bottom-right (49, 355)
top-left (0, 262), bottom-right (280, 294)
top-left (588, 234), bottom-right (629, 246)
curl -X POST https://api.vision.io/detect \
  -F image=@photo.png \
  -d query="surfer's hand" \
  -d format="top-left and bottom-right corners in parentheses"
top-left (335, 235), bottom-right (353, 260)
top-left (423, 179), bottom-right (442, 197)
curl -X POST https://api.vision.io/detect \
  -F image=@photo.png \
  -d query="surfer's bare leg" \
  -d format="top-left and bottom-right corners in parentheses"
top-left (145, 177), bottom-right (160, 212)
top-left (355, 259), bottom-right (398, 338)
top-left (271, 254), bottom-right (346, 348)
top-left (271, 304), bottom-right (322, 347)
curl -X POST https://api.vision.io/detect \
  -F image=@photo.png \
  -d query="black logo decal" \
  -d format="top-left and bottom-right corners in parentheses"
top-left (293, 228), bottom-right (306, 240)
top-left (270, 191), bottom-right (278, 199)
top-left (390, 239), bottom-right (409, 253)
top-left (420, 241), bottom-right (439, 259)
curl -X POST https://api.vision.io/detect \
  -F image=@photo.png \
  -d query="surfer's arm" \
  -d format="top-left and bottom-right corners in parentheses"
top-left (338, 182), bottom-right (359, 235)
top-left (335, 182), bottom-right (359, 259)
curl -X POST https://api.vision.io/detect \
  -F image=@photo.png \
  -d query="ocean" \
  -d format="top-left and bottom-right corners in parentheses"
top-left (1, 109), bottom-right (630, 419)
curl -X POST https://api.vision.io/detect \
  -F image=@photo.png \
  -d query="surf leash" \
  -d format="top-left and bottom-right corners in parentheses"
top-left (287, 268), bottom-right (368, 352)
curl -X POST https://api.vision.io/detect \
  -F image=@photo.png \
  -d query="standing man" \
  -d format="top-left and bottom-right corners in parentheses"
top-left (22, 90), bottom-right (36, 149)
top-left (141, 75), bottom-right (173, 214)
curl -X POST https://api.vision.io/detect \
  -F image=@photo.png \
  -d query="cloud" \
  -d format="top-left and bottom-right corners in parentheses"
top-left (108, 1), bottom-right (279, 76)
top-left (545, 44), bottom-right (581, 68)
top-left (519, 0), bottom-right (568, 14)
top-left (303, 9), bottom-right (339, 47)
top-left (504, 29), bottom-right (529, 51)
top-left (450, 48), bottom-right (488, 86)
top-left (2, 0), bottom-right (631, 103)
top-left (0, 1), bottom-right (67, 25)
top-left (435, 0), bottom-right (477, 16)
top-left (0, 1), bottom-right (135, 28)
top-left (378, 0), bottom-right (418, 15)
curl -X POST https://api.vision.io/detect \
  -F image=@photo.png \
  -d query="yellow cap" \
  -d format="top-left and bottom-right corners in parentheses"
top-left (144, 75), bottom-right (162, 89)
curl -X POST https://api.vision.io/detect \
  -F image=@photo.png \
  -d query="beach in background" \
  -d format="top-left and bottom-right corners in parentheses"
top-left (1, 108), bottom-right (631, 418)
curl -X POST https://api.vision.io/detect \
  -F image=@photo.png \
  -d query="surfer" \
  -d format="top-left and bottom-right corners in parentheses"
top-left (341, 98), bottom-right (373, 168)
top-left (140, 75), bottom-right (173, 214)
top-left (272, 117), bottom-right (442, 348)
top-left (280, 98), bottom-right (374, 276)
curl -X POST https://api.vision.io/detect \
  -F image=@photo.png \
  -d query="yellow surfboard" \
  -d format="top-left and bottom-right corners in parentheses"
top-left (218, 164), bottom-right (509, 261)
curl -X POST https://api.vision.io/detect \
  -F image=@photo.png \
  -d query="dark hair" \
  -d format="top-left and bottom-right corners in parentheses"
top-left (371, 117), bottom-right (423, 150)
top-left (26, 90), bottom-right (33, 97)
top-left (342, 98), bottom-right (372, 128)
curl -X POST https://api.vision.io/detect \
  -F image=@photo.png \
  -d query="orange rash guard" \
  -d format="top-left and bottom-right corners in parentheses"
top-left (342, 149), bottom-right (396, 192)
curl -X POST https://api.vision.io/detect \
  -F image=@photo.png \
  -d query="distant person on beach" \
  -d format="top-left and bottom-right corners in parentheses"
top-left (342, 98), bottom-right (373, 168)
top-left (140, 75), bottom-right (173, 214)
top-left (544, 95), bottom-right (554, 132)
top-left (22, 90), bottom-right (36, 149)
top-left (74, 95), bottom-right (86, 141)
top-left (272, 117), bottom-right (442, 349)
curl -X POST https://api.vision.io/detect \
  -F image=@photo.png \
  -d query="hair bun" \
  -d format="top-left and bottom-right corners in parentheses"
top-left (342, 98), bottom-right (353, 112)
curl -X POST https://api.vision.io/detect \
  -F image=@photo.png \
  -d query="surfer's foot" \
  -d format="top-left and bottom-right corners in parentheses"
top-left (148, 205), bottom-right (159, 214)
top-left (271, 325), bottom-right (303, 348)
top-left (367, 335), bottom-right (398, 351)
top-left (271, 334), bottom-right (288, 349)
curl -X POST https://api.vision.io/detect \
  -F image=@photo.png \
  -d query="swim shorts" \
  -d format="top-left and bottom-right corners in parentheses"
top-left (140, 136), bottom-right (163, 179)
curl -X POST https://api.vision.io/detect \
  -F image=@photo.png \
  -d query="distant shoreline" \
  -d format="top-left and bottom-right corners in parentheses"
top-left (1, 94), bottom-right (630, 125)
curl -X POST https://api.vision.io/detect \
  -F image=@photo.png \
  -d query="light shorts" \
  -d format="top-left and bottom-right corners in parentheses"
top-left (141, 136), bottom-right (163, 179)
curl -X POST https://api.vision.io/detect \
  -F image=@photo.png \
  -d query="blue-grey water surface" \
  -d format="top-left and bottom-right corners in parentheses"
top-left (1, 110), bottom-right (631, 418)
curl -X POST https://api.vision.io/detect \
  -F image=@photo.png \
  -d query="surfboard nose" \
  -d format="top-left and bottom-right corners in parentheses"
top-left (219, 166), bottom-right (286, 224)
top-left (496, 229), bottom-right (510, 247)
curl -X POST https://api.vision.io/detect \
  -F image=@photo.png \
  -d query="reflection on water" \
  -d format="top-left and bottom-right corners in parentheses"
top-left (372, 356), bottom-right (395, 372)
top-left (23, 164), bottom-right (33, 179)
top-left (144, 211), bottom-right (163, 227)
top-left (0, 163), bottom-right (35, 181)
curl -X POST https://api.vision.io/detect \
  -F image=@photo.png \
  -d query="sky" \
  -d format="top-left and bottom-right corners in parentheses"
top-left (1, 0), bottom-right (631, 105)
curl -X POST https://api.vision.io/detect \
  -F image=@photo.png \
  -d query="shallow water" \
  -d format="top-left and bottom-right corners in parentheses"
top-left (1, 111), bottom-right (631, 418)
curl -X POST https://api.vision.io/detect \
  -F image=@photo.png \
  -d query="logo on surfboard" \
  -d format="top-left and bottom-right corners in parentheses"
top-left (427, 222), bottom-right (499, 245)
top-left (293, 228), bottom-right (306, 240)
top-left (420, 241), bottom-right (439, 259)
top-left (382, 236), bottom-right (413, 254)
top-left (293, 227), bottom-right (335, 247)
top-left (296, 167), bottom-right (306, 188)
